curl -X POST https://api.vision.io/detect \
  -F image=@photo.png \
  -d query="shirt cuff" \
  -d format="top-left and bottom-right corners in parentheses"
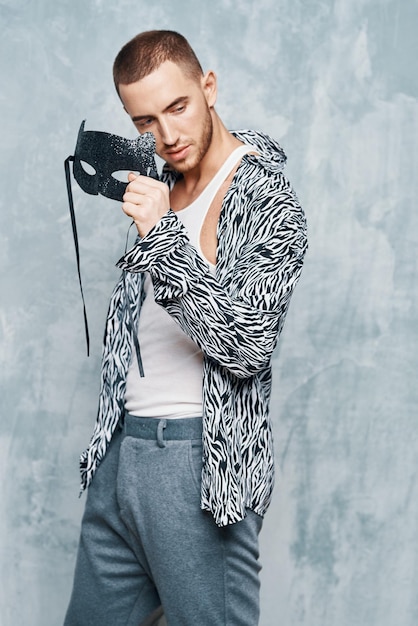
top-left (116, 209), bottom-right (188, 273)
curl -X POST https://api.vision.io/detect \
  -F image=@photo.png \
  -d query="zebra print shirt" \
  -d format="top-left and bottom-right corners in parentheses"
top-left (79, 130), bottom-right (307, 527)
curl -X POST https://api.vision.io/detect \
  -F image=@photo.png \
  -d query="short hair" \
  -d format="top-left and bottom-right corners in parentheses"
top-left (113, 30), bottom-right (203, 95)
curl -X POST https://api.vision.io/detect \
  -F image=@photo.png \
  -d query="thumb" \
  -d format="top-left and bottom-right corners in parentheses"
top-left (127, 171), bottom-right (138, 182)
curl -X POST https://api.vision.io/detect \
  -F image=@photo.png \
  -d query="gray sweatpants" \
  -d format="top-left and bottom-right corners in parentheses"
top-left (64, 414), bottom-right (263, 625)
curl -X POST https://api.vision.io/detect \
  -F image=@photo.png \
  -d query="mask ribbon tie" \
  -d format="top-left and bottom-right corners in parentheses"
top-left (64, 154), bottom-right (90, 356)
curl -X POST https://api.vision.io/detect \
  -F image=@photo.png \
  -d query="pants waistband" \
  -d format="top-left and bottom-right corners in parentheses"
top-left (124, 412), bottom-right (203, 442)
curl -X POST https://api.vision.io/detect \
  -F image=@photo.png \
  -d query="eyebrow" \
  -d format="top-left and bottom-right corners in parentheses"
top-left (131, 96), bottom-right (189, 122)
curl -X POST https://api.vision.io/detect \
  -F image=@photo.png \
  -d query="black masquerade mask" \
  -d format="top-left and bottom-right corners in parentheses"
top-left (69, 120), bottom-right (159, 201)
top-left (64, 121), bottom-right (159, 373)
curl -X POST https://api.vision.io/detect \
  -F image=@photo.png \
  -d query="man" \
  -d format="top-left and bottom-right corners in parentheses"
top-left (65, 30), bottom-right (307, 626)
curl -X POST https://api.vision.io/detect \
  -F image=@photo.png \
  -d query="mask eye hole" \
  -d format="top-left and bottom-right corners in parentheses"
top-left (80, 160), bottom-right (96, 176)
top-left (111, 170), bottom-right (138, 182)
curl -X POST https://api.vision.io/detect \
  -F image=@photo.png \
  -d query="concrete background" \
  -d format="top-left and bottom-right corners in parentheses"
top-left (1, 0), bottom-right (417, 624)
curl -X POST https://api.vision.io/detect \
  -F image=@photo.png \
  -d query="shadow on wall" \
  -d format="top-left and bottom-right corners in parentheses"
top-left (140, 606), bottom-right (166, 626)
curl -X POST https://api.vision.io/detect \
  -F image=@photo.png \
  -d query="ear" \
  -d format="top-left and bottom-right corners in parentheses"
top-left (201, 70), bottom-right (217, 108)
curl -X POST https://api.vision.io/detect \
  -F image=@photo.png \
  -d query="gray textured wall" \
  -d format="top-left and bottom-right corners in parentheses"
top-left (1, 1), bottom-right (417, 625)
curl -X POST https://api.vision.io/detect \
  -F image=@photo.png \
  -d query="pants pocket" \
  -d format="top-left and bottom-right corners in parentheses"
top-left (187, 440), bottom-right (203, 497)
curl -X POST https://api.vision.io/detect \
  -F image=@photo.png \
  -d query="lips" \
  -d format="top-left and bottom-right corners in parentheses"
top-left (166, 145), bottom-right (190, 161)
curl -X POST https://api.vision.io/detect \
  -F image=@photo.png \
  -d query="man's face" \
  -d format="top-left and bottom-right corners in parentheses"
top-left (119, 61), bottom-right (215, 174)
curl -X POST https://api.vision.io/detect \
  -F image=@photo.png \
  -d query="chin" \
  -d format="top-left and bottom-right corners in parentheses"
top-left (170, 158), bottom-right (196, 174)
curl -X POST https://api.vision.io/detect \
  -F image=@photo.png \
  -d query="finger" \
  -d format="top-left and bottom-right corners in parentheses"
top-left (122, 201), bottom-right (140, 219)
top-left (122, 191), bottom-right (150, 206)
top-left (127, 172), bottom-right (138, 182)
top-left (125, 177), bottom-right (151, 195)
top-left (125, 181), bottom-right (162, 201)
top-left (128, 175), bottom-right (166, 191)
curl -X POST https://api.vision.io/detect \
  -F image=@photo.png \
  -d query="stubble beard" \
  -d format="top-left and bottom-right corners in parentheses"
top-left (170, 106), bottom-right (213, 174)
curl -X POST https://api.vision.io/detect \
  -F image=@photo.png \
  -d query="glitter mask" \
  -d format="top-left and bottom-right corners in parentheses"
top-left (72, 119), bottom-right (158, 200)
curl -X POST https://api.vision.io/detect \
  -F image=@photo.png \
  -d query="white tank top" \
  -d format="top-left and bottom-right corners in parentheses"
top-left (124, 144), bottom-right (255, 418)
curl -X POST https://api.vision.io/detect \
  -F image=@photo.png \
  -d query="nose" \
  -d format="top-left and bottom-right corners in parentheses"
top-left (159, 118), bottom-right (178, 146)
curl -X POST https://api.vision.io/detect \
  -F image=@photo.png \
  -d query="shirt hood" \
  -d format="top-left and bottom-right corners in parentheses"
top-left (230, 129), bottom-right (287, 174)
top-left (161, 129), bottom-right (287, 182)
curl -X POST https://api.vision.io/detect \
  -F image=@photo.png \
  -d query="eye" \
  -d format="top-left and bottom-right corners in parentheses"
top-left (111, 170), bottom-right (137, 182)
top-left (136, 118), bottom-right (153, 129)
top-left (80, 160), bottom-right (96, 175)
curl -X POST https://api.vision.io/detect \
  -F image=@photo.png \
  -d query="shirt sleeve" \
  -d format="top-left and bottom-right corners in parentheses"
top-left (116, 175), bottom-right (307, 378)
